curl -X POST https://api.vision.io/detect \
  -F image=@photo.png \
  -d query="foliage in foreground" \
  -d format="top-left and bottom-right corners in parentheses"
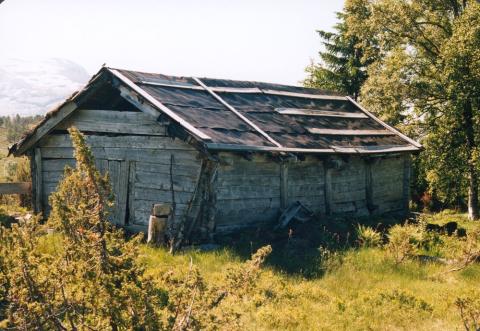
top-left (139, 214), bottom-right (480, 331)
top-left (0, 128), bottom-right (272, 330)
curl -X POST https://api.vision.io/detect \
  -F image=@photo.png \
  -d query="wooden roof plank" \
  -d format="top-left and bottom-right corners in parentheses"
top-left (346, 96), bottom-right (422, 148)
top-left (193, 77), bottom-right (283, 148)
top-left (275, 108), bottom-right (368, 118)
top-left (262, 89), bottom-right (347, 100)
top-left (109, 69), bottom-right (212, 141)
top-left (307, 128), bottom-right (395, 136)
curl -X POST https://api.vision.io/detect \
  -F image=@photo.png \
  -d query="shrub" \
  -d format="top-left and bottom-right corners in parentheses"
top-left (1, 127), bottom-right (163, 330)
top-left (387, 224), bottom-right (423, 264)
top-left (455, 293), bottom-right (480, 331)
top-left (356, 224), bottom-right (382, 248)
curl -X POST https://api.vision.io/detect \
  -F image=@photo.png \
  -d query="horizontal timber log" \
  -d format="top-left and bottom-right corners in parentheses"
top-left (40, 135), bottom-right (194, 150)
top-left (0, 182), bottom-right (31, 195)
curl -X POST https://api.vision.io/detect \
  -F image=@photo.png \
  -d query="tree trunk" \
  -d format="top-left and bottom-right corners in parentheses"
top-left (463, 100), bottom-right (479, 220)
top-left (467, 167), bottom-right (479, 220)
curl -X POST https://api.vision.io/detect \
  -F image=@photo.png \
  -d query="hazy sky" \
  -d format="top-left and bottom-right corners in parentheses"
top-left (0, 0), bottom-right (344, 85)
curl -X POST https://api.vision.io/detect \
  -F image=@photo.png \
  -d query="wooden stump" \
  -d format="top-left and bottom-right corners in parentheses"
top-left (147, 203), bottom-right (172, 245)
top-left (147, 216), bottom-right (167, 245)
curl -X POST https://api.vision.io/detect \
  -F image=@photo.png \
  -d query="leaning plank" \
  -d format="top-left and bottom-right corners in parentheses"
top-left (307, 128), bottom-right (395, 136)
top-left (275, 108), bottom-right (368, 118)
top-left (0, 182), bottom-right (31, 195)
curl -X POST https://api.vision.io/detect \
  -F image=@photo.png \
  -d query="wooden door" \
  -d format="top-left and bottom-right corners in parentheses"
top-left (107, 160), bottom-right (129, 225)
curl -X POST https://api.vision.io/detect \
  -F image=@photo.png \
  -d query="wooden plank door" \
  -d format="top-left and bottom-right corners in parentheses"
top-left (107, 160), bottom-right (129, 225)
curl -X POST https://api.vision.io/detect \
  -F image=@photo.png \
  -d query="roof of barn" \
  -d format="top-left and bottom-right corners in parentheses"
top-left (9, 67), bottom-right (422, 156)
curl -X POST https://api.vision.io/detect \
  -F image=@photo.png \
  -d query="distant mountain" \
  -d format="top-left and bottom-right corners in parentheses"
top-left (0, 58), bottom-right (90, 116)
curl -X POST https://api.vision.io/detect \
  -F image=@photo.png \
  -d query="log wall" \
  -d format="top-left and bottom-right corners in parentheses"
top-left (35, 108), bottom-right (201, 231)
top-left (214, 152), bottom-right (410, 232)
top-left (31, 108), bottom-right (411, 236)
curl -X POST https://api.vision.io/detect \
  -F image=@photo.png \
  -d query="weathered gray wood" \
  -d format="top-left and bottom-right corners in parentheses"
top-left (134, 188), bottom-right (194, 204)
top-left (134, 171), bottom-right (197, 192)
top-left (324, 167), bottom-right (332, 215)
top-left (40, 135), bottom-right (194, 150)
top-left (402, 155), bottom-right (411, 212)
top-left (108, 160), bottom-right (121, 224)
top-left (217, 175), bottom-right (280, 187)
top-left (110, 68), bottom-right (212, 141)
top-left (217, 186), bottom-right (281, 200)
top-left (307, 128), bottom-right (394, 136)
top-left (0, 182), bottom-right (31, 195)
top-left (34, 148), bottom-right (43, 213)
top-left (275, 108), bottom-right (368, 118)
top-left (117, 161), bottom-right (129, 225)
top-left (280, 163), bottom-right (288, 209)
top-left (135, 162), bottom-right (200, 175)
top-left (365, 160), bottom-right (374, 213)
top-left (66, 109), bottom-right (151, 122)
top-left (262, 89), bottom-right (346, 101)
top-left (13, 102), bottom-right (78, 156)
top-left (42, 158), bottom-right (76, 171)
top-left (40, 147), bottom-right (200, 165)
top-left (57, 109), bottom-right (167, 135)
top-left (128, 161), bottom-right (136, 225)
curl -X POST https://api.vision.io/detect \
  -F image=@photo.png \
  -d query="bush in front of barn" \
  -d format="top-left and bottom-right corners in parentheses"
top-left (0, 128), bottom-right (272, 330)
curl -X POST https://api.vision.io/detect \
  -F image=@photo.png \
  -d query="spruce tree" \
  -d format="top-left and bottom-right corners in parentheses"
top-left (304, 0), bottom-right (377, 100)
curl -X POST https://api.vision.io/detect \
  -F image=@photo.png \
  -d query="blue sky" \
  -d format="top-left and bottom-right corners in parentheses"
top-left (0, 0), bottom-right (344, 85)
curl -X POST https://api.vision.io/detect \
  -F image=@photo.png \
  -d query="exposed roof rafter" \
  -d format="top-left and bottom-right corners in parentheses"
top-left (193, 77), bottom-right (283, 148)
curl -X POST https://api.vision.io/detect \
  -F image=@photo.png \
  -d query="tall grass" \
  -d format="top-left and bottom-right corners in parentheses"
top-left (139, 212), bottom-right (480, 330)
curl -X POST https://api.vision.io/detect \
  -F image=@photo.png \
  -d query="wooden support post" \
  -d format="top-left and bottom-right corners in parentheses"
top-left (365, 159), bottom-right (375, 214)
top-left (280, 162), bottom-right (289, 210)
top-left (324, 166), bottom-right (333, 215)
top-left (34, 148), bottom-right (43, 214)
top-left (402, 154), bottom-right (411, 213)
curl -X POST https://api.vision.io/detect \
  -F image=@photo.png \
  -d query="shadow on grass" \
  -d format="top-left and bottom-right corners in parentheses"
top-left (214, 214), bottom-right (406, 278)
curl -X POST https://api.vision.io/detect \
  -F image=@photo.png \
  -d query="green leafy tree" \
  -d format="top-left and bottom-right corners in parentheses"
top-left (304, 0), bottom-right (378, 100)
top-left (351, 0), bottom-right (480, 218)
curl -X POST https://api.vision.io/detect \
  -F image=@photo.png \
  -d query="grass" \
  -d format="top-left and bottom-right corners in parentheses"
top-left (138, 212), bottom-right (480, 330)
top-left (1, 165), bottom-right (478, 331)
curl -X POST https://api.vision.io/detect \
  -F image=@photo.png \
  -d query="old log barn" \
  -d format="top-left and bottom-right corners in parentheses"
top-left (9, 67), bottom-right (421, 242)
